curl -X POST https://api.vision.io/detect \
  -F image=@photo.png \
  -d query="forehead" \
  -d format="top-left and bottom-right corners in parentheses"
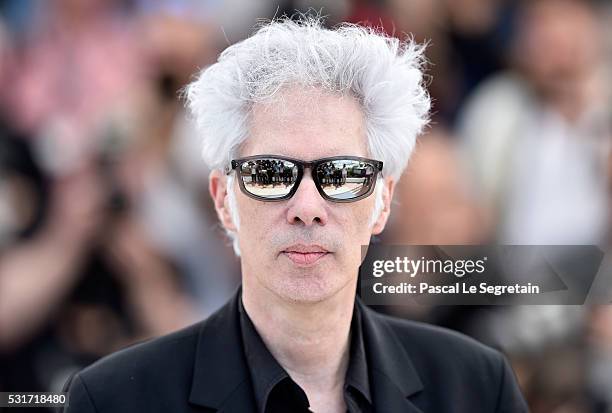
top-left (241, 86), bottom-right (368, 160)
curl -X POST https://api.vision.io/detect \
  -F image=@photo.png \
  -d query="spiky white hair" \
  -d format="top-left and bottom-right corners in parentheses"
top-left (185, 16), bottom-right (430, 255)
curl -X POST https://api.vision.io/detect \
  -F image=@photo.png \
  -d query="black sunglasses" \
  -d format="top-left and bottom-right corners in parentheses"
top-left (225, 155), bottom-right (383, 203)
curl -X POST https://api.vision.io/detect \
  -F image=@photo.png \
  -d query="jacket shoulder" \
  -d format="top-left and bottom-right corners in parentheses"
top-left (365, 309), bottom-right (528, 412)
top-left (369, 310), bottom-right (507, 385)
top-left (79, 321), bottom-right (202, 384)
top-left (63, 321), bottom-right (204, 412)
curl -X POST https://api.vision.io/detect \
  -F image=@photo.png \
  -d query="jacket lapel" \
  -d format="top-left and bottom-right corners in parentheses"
top-left (358, 299), bottom-right (425, 413)
top-left (188, 289), bottom-right (257, 413)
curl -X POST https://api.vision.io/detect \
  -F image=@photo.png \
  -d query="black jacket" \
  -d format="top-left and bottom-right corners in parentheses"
top-left (61, 290), bottom-right (528, 412)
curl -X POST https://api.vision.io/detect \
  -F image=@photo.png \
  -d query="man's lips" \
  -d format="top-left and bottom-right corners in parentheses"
top-left (281, 245), bottom-right (330, 265)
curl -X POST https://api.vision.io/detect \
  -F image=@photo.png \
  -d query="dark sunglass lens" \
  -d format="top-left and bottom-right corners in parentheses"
top-left (238, 158), bottom-right (298, 199)
top-left (316, 159), bottom-right (376, 200)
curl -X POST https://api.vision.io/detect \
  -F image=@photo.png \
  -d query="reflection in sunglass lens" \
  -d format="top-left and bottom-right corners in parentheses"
top-left (238, 158), bottom-right (298, 199)
top-left (316, 159), bottom-right (376, 200)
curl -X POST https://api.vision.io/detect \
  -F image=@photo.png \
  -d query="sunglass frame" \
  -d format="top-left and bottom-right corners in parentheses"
top-left (226, 154), bottom-right (384, 203)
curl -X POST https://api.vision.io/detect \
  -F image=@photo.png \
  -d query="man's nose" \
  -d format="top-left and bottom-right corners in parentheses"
top-left (286, 172), bottom-right (328, 226)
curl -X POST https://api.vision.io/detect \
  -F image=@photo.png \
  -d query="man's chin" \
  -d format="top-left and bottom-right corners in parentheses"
top-left (269, 275), bottom-right (341, 304)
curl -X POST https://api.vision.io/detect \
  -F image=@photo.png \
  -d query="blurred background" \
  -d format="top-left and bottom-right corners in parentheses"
top-left (0, 0), bottom-right (611, 412)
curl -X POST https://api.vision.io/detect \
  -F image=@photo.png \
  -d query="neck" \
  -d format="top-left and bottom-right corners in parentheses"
top-left (241, 277), bottom-right (356, 393)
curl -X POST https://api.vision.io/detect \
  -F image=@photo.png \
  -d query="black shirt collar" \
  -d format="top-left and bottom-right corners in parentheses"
top-left (238, 295), bottom-right (372, 413)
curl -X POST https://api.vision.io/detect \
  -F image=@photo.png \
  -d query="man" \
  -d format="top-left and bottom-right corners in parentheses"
top-left (250, 161), bottom-right (257, 185)
top-left (62, 17), bottom-right (528, 412)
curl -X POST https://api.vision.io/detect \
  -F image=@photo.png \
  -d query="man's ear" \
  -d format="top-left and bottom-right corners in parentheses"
top-left (209, 169), bottom-right (238, 232)
top-left (371, 177), bottom-right (395, 235)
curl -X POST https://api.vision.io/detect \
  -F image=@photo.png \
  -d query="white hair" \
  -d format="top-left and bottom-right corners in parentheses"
top-left (185, 15), bottom-right (430, 254)
top-left (225, 174), bottom-right (241, 255)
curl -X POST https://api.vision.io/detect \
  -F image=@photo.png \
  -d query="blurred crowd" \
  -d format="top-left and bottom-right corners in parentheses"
top-left (0, 0), bottom-right (611, 412)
